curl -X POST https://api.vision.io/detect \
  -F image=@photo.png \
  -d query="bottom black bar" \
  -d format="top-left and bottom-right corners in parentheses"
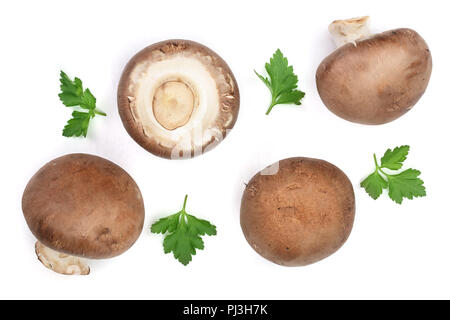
top-left (0, 299), bottom-right (442, 317)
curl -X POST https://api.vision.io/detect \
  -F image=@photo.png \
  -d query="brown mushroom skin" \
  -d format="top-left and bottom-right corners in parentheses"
top-left (316, 28), bottom-right (432, 125)
top-left (240, 158), bottom-right (355, 266)
top-left (22, 154), bottom-right (145, 259)
top-left (118, 39), bottom-right (240, 159)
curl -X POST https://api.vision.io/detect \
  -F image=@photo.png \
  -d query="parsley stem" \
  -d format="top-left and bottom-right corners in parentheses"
top-left (182, 195), bottom-right (188, 211)
top-left (94, 109), bottom-right (107, 116)
top-left (266, 101), bottom-right (276, 115)
top-left (373, 153), bottom-right (390, 177)
top-left (373, 153), bottom-right (379, 168)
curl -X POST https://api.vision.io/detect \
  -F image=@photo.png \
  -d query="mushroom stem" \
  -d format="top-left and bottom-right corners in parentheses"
top-left (35, 241), bottom-right (90, 275)
top-left (328, 16), bottom-right (371, 47)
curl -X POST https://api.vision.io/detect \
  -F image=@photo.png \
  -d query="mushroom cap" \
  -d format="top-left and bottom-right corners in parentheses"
top-left (22, 154), bottom-right (145, 259)
top-left (316, 28), bottom-right (432, 125)
top-left (118, 39), bottom-right (240, 159)
top-left (240, 157), bottom-right (355, 266)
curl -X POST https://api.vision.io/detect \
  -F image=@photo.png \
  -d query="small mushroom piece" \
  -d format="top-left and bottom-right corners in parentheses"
top-left (118, 39), bottom-right (240, 159)
top-left (35, 241), bottom-right (90, 275)
top-left (22, 154), bottom-right (145, 275)
top-left (316, 16), bottom-right (432, 125)
top-left (240, 157), bottom-right (355, 266)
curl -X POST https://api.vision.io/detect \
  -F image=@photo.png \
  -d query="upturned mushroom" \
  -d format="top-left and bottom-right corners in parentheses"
top-left (316, 16), bottom-right (432, 125)
top-left (118, 39), bottom-right (240, 159)
top-left (22, 154), bottom-right (145, 275)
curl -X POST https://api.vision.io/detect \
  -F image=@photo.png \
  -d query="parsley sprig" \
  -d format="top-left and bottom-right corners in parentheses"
top-left (255, 49), bottom-right (305, 115)
top-left (361, 146), bottom-right (426, 204)
top-left (58, 71), bottom-right (106, 137)
top-left (151, 195), bottom-right (217, 266)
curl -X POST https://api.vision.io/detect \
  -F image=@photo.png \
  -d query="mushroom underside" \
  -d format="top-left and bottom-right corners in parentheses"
top-left (118, 40), bottom-right (240, 159)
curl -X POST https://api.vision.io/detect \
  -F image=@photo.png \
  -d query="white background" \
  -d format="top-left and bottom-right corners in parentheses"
top-left (0, 0), bottom-right (448, 300)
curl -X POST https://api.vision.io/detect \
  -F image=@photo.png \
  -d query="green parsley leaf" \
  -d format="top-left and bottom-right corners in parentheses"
top-left (361, 146), bottom-right (426, 204)
top-left (360, 171), bottom-right (388, 200)
top-left (79, 88), bottom-right (96, 110)
top-left (151, 195), bottom-right (217, 266)
top-left (380, 145), bottom-right (410, 170)
top-left (62, 111), bottom-right (91, 137)
top-left (58, 71), bottom-right (106, 137)
top-left (255, 49), bottom-right (305, 115)
top-left (58, 71), bottom-right (83, 106)
top-left (387, 169), bottom-right (426, 204)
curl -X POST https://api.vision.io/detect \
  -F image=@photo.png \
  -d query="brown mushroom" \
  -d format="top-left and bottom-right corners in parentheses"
top-left (22, 154), bottom-right (145, 275)
top-left (316, 16), bottom-right (432, 125)
top-left (240, 157), bottom-right (355, 266)
top-left (118, 39), bottom-right (240, 159)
